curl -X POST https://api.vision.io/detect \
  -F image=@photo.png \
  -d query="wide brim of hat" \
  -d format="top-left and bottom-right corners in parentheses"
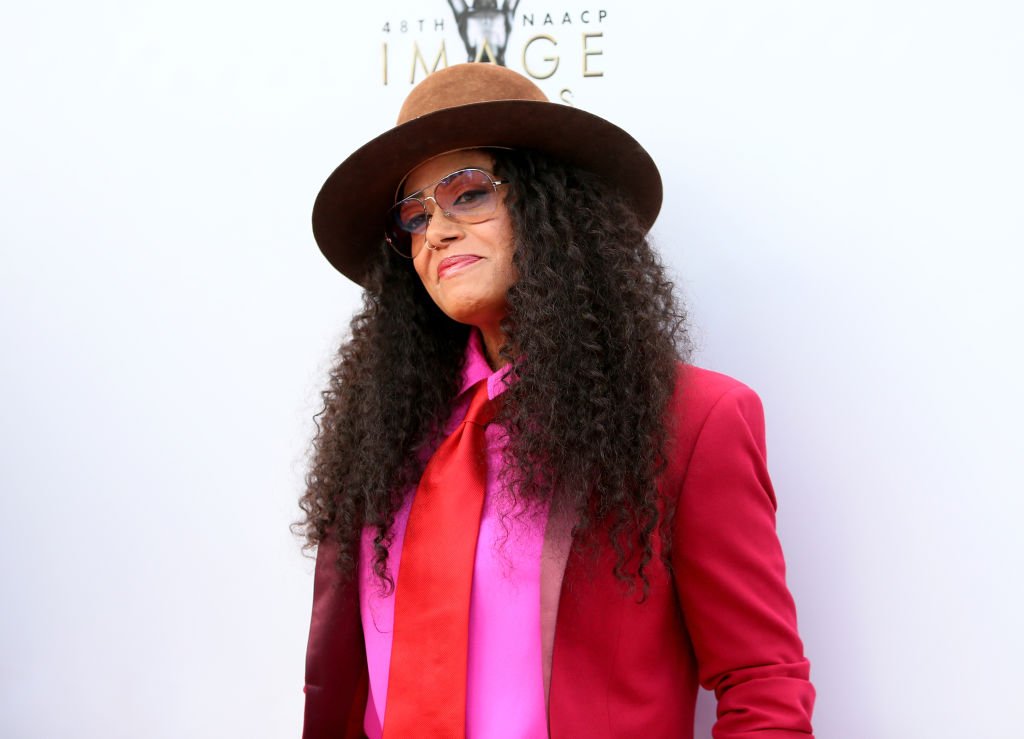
top-left (312, 98), bottom-right (662, 287)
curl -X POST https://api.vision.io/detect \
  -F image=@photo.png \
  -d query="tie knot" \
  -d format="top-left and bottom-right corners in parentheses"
top-left (464, 379), bottom-right (496, 428)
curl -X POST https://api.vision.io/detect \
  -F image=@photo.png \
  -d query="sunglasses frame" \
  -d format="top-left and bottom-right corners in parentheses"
top-left (384, 167), bottom-right (509, 259)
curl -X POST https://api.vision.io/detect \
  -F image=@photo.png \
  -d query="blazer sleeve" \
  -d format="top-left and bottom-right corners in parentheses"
top-left (302, 532), bottom-right (369, 739)
top-left (671, 384), bottom-right (816, 738)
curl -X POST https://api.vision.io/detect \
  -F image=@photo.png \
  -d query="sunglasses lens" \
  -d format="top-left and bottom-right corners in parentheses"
top-left (397, 199), bottom-right (428, 232)
top-left (435, 169), bottom-right (498, 219)
top-left (385, 199), bottom-right (427, 256)
top-left (384, 169), bottom-right (501, 258)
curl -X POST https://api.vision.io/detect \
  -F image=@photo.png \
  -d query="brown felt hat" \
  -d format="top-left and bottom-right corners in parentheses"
top-left (312, 62), bottom-right (662, 286)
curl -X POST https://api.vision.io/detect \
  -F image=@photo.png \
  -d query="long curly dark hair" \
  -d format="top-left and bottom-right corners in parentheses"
top-left (296, 148), bottom-right (692, 595)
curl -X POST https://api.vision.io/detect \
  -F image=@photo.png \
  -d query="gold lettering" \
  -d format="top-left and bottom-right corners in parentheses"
top-left (522, 34), bottom-right (559, 80)
top-left (411, 40), bottom-right (448, 84)
top-left (582, 32), bottom-right (603, 77)
top-left (474, 38), bottom-right (498, 64)
top-left (559, 88), bottom-right (574, 106)
top-left (382, 42), bottom-right (388, 85)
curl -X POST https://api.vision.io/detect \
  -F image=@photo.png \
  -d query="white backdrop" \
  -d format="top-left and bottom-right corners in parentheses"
top-left (2, 1), bottom-right (1021, 737)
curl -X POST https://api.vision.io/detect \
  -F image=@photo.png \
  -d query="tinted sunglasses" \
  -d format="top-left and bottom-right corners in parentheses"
top-left (385, 168), bottom-right (509, 258)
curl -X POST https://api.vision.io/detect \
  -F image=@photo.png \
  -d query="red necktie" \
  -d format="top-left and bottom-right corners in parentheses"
top-left (383, 379), bottom-right (495, 738)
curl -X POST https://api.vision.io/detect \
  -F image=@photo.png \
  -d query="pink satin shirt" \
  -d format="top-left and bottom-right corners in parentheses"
top-left (358, 329), bottom-right (550, 738)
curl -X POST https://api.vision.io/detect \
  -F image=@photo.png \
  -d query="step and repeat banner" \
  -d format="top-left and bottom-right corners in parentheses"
top-left (1, 1), bottom-right (1021, 738)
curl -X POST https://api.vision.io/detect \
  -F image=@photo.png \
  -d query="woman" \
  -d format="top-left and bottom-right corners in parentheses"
top-left (298, 63), bottom-right (815, 738)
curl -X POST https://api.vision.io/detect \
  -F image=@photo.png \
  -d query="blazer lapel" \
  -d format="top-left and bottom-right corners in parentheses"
top-left (539, 501), bottom-right (575, 709)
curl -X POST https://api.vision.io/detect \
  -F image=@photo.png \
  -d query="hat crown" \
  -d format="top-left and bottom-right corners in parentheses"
top-left (397, 63), bottom-right (549, 124)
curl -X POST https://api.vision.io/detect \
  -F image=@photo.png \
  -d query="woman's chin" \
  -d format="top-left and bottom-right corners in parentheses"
top-left (438, 298), bottom-right (506, 332)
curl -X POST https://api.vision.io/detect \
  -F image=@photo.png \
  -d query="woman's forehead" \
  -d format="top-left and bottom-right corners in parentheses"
top-left (401, 148), bottom-right (496, 196)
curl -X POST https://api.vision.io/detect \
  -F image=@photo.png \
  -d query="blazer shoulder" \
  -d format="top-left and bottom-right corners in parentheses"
top-left (661, 363), bottom-right (764, 485)
top-left (671, 362), bottom-right (760, 424)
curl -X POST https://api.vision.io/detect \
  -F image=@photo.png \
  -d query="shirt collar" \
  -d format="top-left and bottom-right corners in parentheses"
top-left (457, 329), bottom-right (516, 401)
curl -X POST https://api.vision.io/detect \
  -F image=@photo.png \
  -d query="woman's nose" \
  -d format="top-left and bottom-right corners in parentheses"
top-left (422, 198), bottom-right (462, 248)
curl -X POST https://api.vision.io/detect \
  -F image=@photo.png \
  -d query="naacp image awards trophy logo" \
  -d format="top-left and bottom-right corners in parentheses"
top-left (380, 1), bottom-right (609, 104)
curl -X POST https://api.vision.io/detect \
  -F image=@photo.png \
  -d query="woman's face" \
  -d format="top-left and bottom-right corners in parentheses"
top-left (403, 149), bottom-right (517, 338)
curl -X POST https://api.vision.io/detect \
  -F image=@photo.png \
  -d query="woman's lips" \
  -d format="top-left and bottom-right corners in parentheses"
top-left (437, 255), bottom-right (482, 280)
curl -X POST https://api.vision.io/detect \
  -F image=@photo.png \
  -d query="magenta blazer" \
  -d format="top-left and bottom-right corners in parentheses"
top-left (302, 364), bottom-right (816, 737)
